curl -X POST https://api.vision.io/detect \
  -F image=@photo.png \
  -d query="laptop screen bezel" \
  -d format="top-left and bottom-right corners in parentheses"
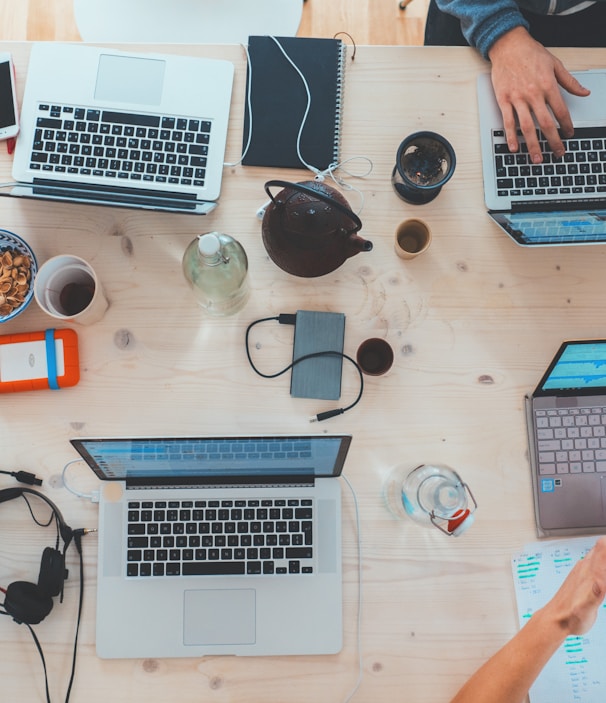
top-left (533, 340), bottom-right (606, 397)
top-left (489, 207), bottom-right (606, 247)
top-left (70, 434), bottom-right (353, 486)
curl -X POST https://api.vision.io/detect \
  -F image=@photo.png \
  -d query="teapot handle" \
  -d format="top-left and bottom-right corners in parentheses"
top-left (264, 180), bottom-right (363, 235)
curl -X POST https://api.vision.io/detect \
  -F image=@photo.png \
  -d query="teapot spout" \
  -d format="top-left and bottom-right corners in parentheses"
top-left (347, 234), bottom-right (373, 258)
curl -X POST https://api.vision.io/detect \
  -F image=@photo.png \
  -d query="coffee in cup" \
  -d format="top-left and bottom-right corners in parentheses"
top-left (34, 254), bottom-right (108, 325)
top-left (356, 338), bottom-right (394, 376)
top-left (395, 219), bottom-right (432, 259)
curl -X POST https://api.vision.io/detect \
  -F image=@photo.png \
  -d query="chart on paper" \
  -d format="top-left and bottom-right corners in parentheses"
top-left (512, 536), bottom-right (606, 703)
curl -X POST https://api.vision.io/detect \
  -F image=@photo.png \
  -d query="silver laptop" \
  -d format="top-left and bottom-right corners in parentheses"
top-left (526, 340), bottom-right (606, 537)
top-left (478, 70), bottom-right (606, 246)
top-left (5, 43), bottom-right (233, 215)
top-left (70, 434), bottom-right (351, 658)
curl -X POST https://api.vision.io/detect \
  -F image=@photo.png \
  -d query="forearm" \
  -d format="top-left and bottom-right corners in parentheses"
top-left (449, 607), bottom-right (567, 703)
top-left (434, 0), bottom-right (529, 57)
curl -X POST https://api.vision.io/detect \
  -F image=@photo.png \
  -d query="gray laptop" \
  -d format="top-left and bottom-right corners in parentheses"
top-left (526, 340), bottom-right (606, 537)
top-left (477, 70), bottom-right (606, 246)
top-left (4, 43), bottom-right (233, 215)
top-left (70, 434), bottom-right (351, 658)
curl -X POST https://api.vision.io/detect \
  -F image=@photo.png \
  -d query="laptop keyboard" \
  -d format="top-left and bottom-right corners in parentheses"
top-left (29, 103), bottom-right (211, 188)
top-left (493, 127), bottom-right (606, 199)
top-left (535, 406), bottom-right (606, 475)
top-left (126, 498), bottom-right (314, 577)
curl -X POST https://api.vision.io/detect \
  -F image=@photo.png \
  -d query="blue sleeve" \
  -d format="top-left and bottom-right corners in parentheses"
top-left (434, 0), bottom-right (530, 58)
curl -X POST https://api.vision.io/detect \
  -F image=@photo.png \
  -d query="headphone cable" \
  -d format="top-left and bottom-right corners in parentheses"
top-left (65, 530), bottom-right (87, 703)
top-left (24, 622), bottom-right (52, 703)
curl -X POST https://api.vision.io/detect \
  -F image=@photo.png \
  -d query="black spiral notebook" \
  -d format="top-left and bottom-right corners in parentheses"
top-left (242, 36), bottom-right (346, 170)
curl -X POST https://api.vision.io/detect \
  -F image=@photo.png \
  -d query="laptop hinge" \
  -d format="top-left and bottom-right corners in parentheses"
top-left (124, 476), bottom-right (316, 489)
top-left (511, 197), bottom-right (606, 213)
top-left (125, 482), bottom-right (316, 490)
top-left (30, 178), bottom-right (200, 209)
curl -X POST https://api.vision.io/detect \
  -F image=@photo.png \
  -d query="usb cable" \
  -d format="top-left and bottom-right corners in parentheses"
top-left (245, 314), bottom-right (364, 421)
top-left (0, 469), bottom-right (43, 486)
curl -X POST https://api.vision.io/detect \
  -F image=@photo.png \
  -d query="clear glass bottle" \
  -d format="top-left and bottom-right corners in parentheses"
top-left (182, 232), bottom-right (250, 316)
top-left (401, 464), bottom-right (476, 536)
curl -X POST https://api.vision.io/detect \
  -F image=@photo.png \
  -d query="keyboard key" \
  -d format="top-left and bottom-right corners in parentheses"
top-left (182, 562), bottom-right (246, 576)
top-left (286, 547), bottom-right (313, 559)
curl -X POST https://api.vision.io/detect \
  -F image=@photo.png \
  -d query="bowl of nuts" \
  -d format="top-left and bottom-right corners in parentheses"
top-left (0, 229), bottom-right (37, 322)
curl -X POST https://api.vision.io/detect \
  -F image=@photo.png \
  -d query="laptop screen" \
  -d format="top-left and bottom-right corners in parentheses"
top-left (70, 435), bottom-right (352, 483)
top-left (490, 209), bottom-right (606, 246)
top-left (534, 341), bottom-right (606, 396)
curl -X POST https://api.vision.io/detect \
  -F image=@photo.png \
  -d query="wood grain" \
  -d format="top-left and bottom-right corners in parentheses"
top-left (0, 0), bottom-right (429, 44)
top-left (2, 40), bottom-right (606, 703)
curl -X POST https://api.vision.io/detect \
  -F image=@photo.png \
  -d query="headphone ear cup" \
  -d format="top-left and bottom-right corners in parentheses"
top-left (38, 547), bottom-right (65, 598)
top-left (4, 581), bottom-right (54, 625)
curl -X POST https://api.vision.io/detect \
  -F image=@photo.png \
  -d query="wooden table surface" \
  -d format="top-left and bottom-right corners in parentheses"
top-left (1, 42), bottom-right (606, 703)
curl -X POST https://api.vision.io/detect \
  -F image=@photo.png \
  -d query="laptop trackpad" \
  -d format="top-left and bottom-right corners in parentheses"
top-left (183, 589), bottom-right (256, 646)
top-left (95, 54), bottom-right (166, 105)
top-left (568, 72), bottom-right (606, 124)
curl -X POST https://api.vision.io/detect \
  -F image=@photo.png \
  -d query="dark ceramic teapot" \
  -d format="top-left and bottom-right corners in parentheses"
top-left (261, 180), bottom-right (372, 277)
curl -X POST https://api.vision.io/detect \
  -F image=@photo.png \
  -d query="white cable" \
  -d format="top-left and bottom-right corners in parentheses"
top-left (224, 42), bottom-right (254, 168)
top-left (326, 156), bottom-right (374, 192)
top-left (267, 35), bottom-right (320, 176)
top-left (225, 36), bottom-right (318, 174)
top-left (62, 458), bottom-right (99, 502)
top-left (319, 155), bottom-right (374, 216)
top-left (228, 37), bottom-right (374, 219)
top-left (266, 36), bottom-right (375, 206)
top-left (342, 474), bottom-right (364, 702)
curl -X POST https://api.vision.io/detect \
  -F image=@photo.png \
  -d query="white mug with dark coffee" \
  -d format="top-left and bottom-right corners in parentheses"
top-left (34, 254), bottom-right (108, 325)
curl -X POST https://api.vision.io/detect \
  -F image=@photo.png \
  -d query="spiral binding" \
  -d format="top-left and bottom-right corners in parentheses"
top-left (333, 40), bottom-right (347, 167)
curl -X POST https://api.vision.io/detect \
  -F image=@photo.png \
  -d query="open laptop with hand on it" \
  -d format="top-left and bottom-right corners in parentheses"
top-left (4, 43), bottom-right (234, 215)
top-left (526, 340), bottom-right (606, 537)
top-left (477, 70), bottom-right (606, 246)
top-left (70, 434), bottom-right (352, 658)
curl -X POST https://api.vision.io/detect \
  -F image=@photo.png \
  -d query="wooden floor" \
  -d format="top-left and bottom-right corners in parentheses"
top-left (0, 0), bottom-right (429, 45)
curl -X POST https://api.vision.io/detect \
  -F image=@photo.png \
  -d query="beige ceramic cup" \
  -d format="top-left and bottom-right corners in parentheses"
top-left (395, 218), bottom-right (432, 259)
top-left (34, 254), bottom-right (108, 325)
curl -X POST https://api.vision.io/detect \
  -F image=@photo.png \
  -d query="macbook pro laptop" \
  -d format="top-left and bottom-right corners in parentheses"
top-left (477, 70), bottom-right (606, 246)
top-left (4, 43), bottom-right (234, 215)
top-left (526, 340), bottom-right (606, 537)
top-left (70, 434), bottom-right (352, 658)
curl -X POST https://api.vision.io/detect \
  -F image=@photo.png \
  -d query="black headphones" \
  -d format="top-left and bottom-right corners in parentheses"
top-left (0, 484), bottom-right (92, 703)
top-left (0, 487), bottom-right (74, 625)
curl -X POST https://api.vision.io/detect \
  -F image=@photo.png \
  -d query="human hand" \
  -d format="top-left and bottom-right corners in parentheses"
top-left (488, 26), bottom-right (590, 163)
top-left (544, 536), bottom-right (606, 637)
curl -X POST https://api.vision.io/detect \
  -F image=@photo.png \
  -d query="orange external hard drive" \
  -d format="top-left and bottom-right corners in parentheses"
top-left (0, 328), bottom-right (79, 393)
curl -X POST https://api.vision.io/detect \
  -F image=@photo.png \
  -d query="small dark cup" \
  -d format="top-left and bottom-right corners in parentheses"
top-left (356, 338), bottom-right (394, 376)
top-left (391, 131), bottom-right (456, 205)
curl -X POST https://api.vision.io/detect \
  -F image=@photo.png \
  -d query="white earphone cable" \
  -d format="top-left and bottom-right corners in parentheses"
top-left (342, 474), bottom-right (364, 702)
top-left (62, 459), bottom-right (99, 503)
top-left (224, 37), bottom-right (374, 215)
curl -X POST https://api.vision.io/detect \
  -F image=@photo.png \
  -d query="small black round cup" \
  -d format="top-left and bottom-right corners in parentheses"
top-left (356, 338), bottom-right (394, 376)
top-left (391, 131), bottom-right (456, 205)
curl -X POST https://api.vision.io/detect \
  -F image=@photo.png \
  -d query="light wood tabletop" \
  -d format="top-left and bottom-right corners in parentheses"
top-left (1, 41), bottom-right (606, 703)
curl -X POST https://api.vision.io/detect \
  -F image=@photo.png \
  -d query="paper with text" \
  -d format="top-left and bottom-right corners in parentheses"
top-left (512, 536), bottom-right (606, 703)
